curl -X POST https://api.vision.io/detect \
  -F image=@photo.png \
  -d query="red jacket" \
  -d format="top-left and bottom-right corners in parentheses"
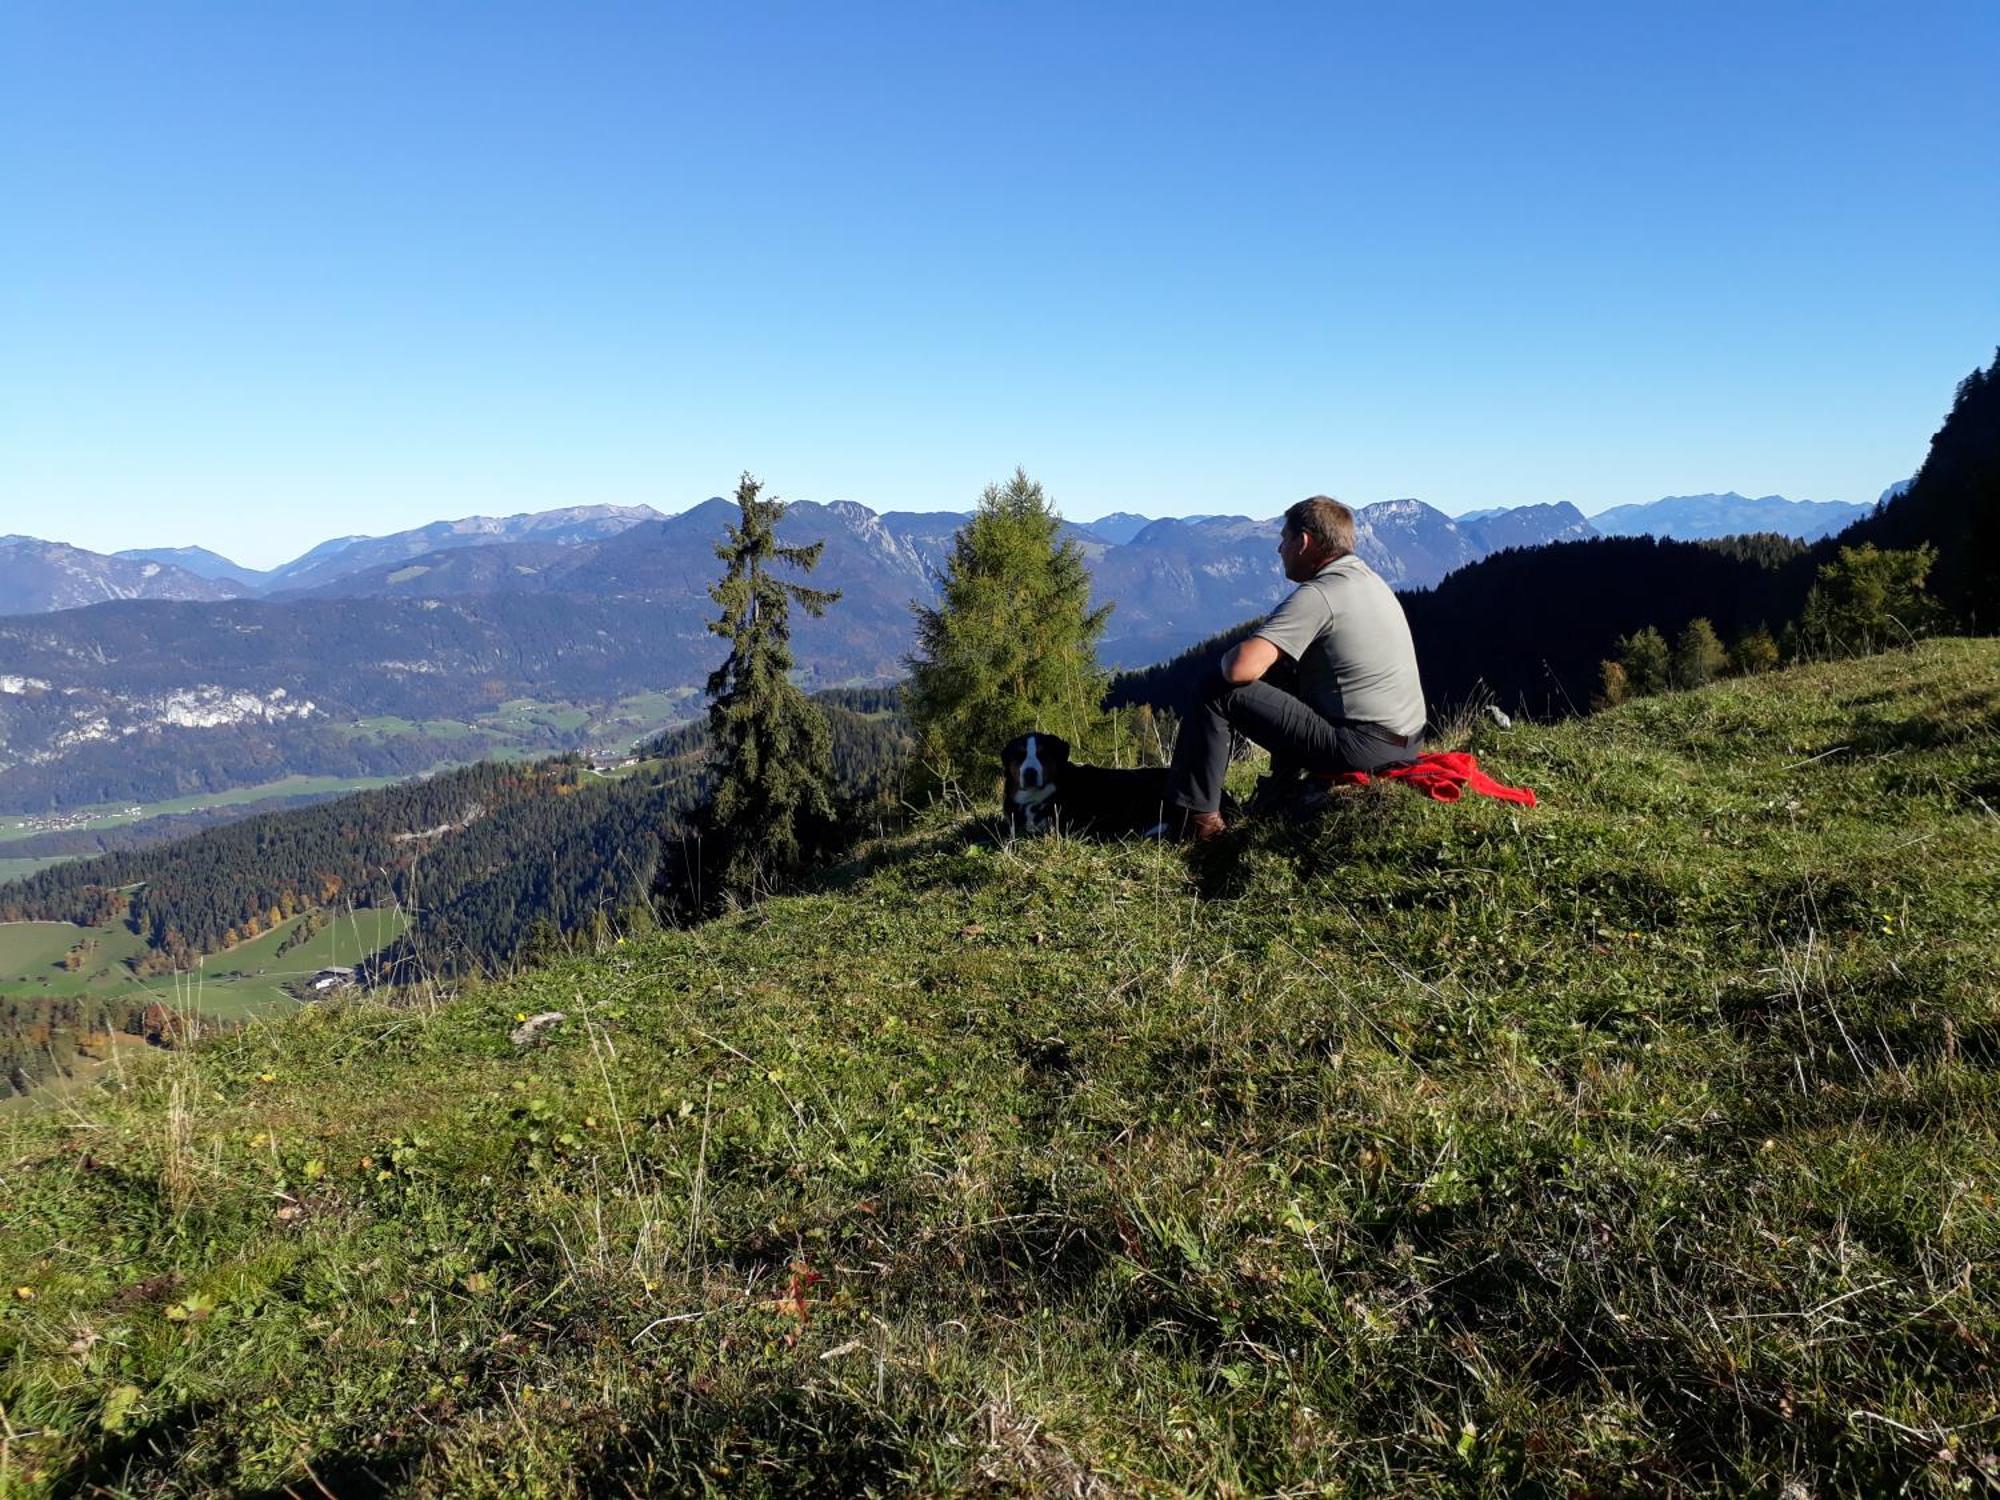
top-left (1325, 751), bottom-right (1537, 807)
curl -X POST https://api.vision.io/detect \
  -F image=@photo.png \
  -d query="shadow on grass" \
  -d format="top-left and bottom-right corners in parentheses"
top-left (50, 1404), bottom-right (211, 1499)
top-left (54, 1402), bottom-right (423, 1500)
top-left (1185, 782), bottom-right (1411, 901)
top-left (571, 1378), bottom-right (912, 1498)
top-left (235, 1448), bottom-right (427, 1500)
top-left (804, 778), bottom-right (1414, 909)
top-left (1816, 691), bottom-right (2000, 758)
top-left (804, 816), bottom-right (999, 895)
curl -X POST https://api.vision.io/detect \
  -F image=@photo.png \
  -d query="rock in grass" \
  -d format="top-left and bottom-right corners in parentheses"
top-left (509, 1011), bottom-right (567, 1046)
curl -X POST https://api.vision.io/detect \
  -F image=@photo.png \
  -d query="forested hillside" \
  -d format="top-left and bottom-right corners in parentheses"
top-left (0, 696), bottom-right (911, 978)
top-left (1838, 347), bottom-right (1999, 622)
top-left (0, 696), bottom-right (912, 1101)
top-left (1402, 533), bottom-right (1819, 714)
top-left (0, 759), bottom-right (655, 964)
top-left (1, 758), bottom-right (691, 1097)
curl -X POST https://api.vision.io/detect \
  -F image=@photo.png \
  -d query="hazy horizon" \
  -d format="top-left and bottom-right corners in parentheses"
top-left (13, 484), bottom-right (1898, 573)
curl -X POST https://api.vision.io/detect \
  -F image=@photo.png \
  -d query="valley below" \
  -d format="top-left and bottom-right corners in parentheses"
top-left (1, 904), bottom-right (410, 1104)
top-left (0, 686), bottom-right (702, 863)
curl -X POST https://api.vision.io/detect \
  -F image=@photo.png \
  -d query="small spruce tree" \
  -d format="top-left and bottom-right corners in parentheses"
top-left (1616, 626), bottom-right (1671, 696)
top-left (905, 469), bottom-right (1113, 791)
top-left (1671, 617), bottom-right (1728, 689)
top-left (1797, 543), bottom-right (1938, 659)
top-left (701, 473), bottom-right (842, 898)
top-left (1730, 625), bottom-right (1780, 675)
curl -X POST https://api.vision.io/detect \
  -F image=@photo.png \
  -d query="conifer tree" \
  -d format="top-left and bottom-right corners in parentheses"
top-left (701, 473), bottom-right (841, 897)
top-left (1797, 543), bottom-right (1938, 659)
top-left (1835, 347), bottom-right (1997, 623)
top-left (1616, 626), bottom-right (1671, 696)
top-left (905, 469), bottom-right (1113, 790)
top-left (1671, 617), bottom-right (1728, 689)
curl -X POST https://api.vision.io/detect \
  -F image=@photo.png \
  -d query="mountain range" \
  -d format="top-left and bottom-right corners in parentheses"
top-left (1, 489), bottom-right (1877, 622)
top-left (114, 504), bottom-right (670, 596)
top-left (1, 536), bottom-right (240, 614)
top-left (1588, 492), bottom-right (1873, 541)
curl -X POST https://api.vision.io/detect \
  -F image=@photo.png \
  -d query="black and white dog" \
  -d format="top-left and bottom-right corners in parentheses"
top-left (1001, 732), bottom-right (1174, 836)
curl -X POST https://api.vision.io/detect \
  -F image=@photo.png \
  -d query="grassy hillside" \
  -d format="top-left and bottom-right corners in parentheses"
top-left (1, 907), bottom-right (414, 1107)
top-left (3, 641), bottom-right (1996, 1496)
top-left (2, 908), bottom-right (410, 1019)
top-left (0, 920), bottom-right (153, 992)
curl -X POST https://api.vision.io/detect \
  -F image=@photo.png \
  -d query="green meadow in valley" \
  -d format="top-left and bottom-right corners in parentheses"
top-left (2, 641), bottom-right (1996, 1495)
top-left (0, 908), bottom-right (413, 1109)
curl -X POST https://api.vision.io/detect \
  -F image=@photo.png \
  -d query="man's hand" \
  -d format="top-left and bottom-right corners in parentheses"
top-left (1220, 635), bottom-right (1282, 685)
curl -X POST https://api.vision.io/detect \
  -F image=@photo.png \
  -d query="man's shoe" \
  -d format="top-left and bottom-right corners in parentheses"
top-left (1183, 810), bottom-right (1227, 842)
top-left (1141, 809), bottom-right (1228, 842)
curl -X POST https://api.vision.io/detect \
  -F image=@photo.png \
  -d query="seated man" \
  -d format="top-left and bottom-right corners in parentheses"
top-left (1162, 496), bottom-right (1426, 839)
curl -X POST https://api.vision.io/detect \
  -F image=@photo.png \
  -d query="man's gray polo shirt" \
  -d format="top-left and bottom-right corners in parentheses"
top-left (1253, 553), bottom-right (1427, 738)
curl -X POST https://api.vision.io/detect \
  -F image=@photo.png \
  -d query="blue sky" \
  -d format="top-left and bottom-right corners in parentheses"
top-left (4, 2), bottom-right (1995, 567)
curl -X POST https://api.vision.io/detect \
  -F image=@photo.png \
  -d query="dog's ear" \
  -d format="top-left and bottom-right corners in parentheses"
top-left (999, 734), bottom-right (1031, 768)
top-left (1038, 735), bottom-right (1073, 766)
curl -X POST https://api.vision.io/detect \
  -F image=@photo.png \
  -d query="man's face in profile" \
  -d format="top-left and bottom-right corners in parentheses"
top-left (1277, 523), bottom-right (1321, 582)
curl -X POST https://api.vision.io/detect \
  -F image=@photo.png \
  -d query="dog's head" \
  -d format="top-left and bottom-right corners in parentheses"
top-left (1001, 731), bottom-right (1070, 812)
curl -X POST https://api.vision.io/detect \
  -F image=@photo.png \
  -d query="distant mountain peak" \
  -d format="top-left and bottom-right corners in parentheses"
top-left (1458, 502), bottom-right (1596, 557)
top-left (261, 505), bottom-right (672, 595)
top-left (670, 497), bottom-right (737, 521)
top-left (1075, 511), bottom-right (1158, 545)
top-left (115, 545), bottom-right (268, 590)
top-left (1589, 492), bottom-right (1868, 542)
top-left (1, 536), bottom-right (244, 614)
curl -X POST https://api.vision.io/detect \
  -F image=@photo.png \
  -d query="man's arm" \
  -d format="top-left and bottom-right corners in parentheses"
top-left (1230, 581), bottom-right (1329, 684)
top-left (1220, 635), bottom-right (1282, 685)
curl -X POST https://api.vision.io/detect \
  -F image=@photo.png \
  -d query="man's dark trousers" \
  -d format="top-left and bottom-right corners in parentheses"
top-left (1167, 665), bottom-right (1420, 814)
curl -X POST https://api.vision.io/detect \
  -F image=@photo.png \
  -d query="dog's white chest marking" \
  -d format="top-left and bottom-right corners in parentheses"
top-left (1010, 734), bottom-right (1058, 833)
top-left (1011, 784), bottom-right (1056, 835)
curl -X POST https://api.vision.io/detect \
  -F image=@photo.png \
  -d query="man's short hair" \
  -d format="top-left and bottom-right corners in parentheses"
top-left (1284, 496), bottom-right (1355, 558)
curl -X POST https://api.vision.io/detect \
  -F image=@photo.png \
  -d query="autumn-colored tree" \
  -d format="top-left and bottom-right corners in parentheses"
top-left (1730, 626), bottom-right (1780, 675)
top-left (1594, 659), bottom-right (1632, 710)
